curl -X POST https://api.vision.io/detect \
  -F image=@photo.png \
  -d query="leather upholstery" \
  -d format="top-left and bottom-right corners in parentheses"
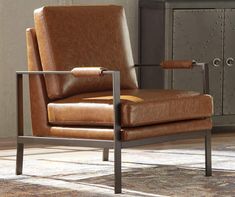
top-left (48, 89), bottom-right (213, 127)
top-left (26, 28), bottom-right (50, 136)
top-left (34, 6), bottom-right (138, 100)
top-left (26, 6), bottom-right (213, 141)
top-left (71, 67), bottom-right (107, 78)
top-left (49, 118), bottom-right (212, 141)
top-left (161, 60), bottom-right (193, 69)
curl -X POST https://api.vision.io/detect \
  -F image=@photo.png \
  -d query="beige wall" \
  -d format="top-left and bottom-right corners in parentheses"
top-left (0, 0), bottom-right (138, 137)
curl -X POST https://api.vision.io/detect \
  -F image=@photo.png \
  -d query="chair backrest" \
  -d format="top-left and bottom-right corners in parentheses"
top-left (34, 5), bottom-right (138, 100)
top-left (26, 28), bottom-right (50, 136)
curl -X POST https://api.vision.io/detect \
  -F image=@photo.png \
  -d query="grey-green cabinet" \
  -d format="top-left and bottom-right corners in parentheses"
top-left (224, 9), bottom-right (235, 115)
top-left (139, 0), bottom-right (235, 126)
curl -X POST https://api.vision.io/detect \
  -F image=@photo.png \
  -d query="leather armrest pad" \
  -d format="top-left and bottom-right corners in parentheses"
top-left (71, 67), bottom-right (107, 77)
top-left (160, 60), bottom-right (193, 69)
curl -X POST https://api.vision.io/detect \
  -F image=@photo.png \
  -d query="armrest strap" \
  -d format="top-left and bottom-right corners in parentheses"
top-left (160, 60), bottom-right (193, 69)
top-left (71, 67), bottom-right (108, 77)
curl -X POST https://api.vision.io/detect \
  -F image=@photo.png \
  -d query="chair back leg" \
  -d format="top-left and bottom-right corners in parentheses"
top-left (16, 74), bottom-right (24, 175)
top-left (103, 148), bottom-right (109, 161)
top-left (16, 143), bottom-right (24, 175)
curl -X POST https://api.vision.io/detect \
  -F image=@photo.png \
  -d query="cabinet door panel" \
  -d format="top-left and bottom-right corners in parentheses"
top-left (173, 9), bottom-right (224, 115)
top-left (223, 9), bottom-right (235, 115)
top-left (139, 7), bottom-right (165, 89)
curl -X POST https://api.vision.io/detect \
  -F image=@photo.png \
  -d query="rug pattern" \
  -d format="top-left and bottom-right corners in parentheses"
top-left (0, 135), bottom-right (235, 196)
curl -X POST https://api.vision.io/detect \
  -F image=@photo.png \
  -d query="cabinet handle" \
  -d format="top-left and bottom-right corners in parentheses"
top-left (226, 57), bottom-right (234, 67)
top-left (212, 58), bottom-right (222, 67)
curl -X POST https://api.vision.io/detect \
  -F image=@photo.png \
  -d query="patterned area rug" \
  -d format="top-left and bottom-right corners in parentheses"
top-left (1, 134), bottom-right (235, 196)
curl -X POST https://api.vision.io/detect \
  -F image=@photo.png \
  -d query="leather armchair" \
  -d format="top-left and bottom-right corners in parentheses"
top-left (16, 6), bottom-right (213, 194)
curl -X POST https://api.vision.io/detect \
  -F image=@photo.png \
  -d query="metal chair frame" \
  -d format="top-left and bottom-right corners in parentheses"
top-left (16, 62), bottom-right (211, 194)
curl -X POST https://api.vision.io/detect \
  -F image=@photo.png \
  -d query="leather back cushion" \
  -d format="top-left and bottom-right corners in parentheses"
top-left (34, 6), bottom-right (138, 100)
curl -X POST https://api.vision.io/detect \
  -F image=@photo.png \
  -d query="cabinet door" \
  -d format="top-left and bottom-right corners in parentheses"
top-left (223, 9), bottom-right (235, 115)
top-left (172, 9), bottom-right (224, 115)
top-left (139, 6), bottom-right (165, 89)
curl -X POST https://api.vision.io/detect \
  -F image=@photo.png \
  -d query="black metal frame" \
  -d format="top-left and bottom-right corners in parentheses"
top-left (16, 63), bottom-right (212, 194)
top-left (134, 61), bottom-right (210, 94)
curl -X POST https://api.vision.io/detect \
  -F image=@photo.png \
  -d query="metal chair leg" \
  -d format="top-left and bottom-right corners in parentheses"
top-left (103, 148), bottom-right (109, 161)
top-left (16, 73), bottom-right (24, 175)
top-left (16, 143), bottom-right (24, 175)
top-left (114, 142), bottom-right (122, 194)
top-left (205, 130), bottom-right (212, 176)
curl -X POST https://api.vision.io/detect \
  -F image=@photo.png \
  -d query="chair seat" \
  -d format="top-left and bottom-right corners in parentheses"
top-left (49, 118), bottom-right (212, 141)
top-left (48, 89), bottom-right (213, 127)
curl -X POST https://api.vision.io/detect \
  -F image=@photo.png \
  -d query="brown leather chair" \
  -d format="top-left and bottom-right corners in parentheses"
top-left (16, 5), bottom-right (213, 194)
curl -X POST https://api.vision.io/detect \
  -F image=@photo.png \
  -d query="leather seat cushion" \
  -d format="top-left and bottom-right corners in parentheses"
top-left (48, 89), bottom-right (213, 127)
top-left (48, 118), bottom-right (212, 141)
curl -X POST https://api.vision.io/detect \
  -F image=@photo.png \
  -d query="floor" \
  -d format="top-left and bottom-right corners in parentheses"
top-left (0, 132), bottom-right (235, 196)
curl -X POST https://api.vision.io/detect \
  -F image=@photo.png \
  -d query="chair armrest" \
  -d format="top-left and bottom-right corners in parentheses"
top-left (134, 60), bottom-right (202, 69)
top-left (16, 68), bottom-right (116, 78)
top-left (71, 67), bottom-right (108, 77)
top-left (134, 64), bottom-right (160, 68)
top-left (134, 61), bottom-right (209, 94)
top-left (160, 60), bottom-right (209, 94)
top-left (16, 69), bottom-right (121, 140)
top-left (160, 60), bottom-right (193, 69)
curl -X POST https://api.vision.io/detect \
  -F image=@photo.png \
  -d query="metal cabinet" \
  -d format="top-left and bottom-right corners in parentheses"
top-left (173, 9), bottom-right (224, 115)
top-left (139, 0), bottom-right (235, 126)
top-left (224, 9), bottom-right (235, 115)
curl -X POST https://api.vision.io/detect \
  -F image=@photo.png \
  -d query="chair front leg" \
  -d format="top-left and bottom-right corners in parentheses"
top-left (114, 141), bottom-right (122, 194)
top-left (205, 130), bottom-right (212, 176)
top-left (112, 71), bottom-right (122, 194)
